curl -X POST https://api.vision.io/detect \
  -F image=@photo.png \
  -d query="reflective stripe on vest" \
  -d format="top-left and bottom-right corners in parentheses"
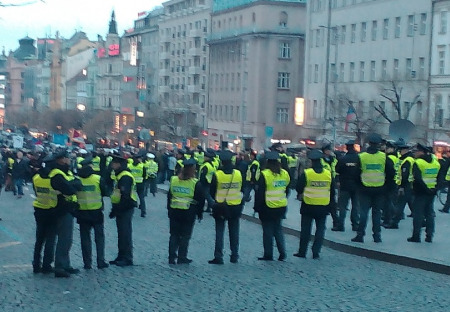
top-left (320, 158), bottom-right (337, 177)
top-left (49, 168), bottom-right (77, 202)
top-left (246, 160), bottom-right (260, 181)
top-left (177, 159), bottom-right (184, 169)
top-left (261, 169), bottom-right (290, 208)
top-left (415, 158), bottom-right (440, 189)
top-left (397, 156), bottom-right (414, 185)
top-left (77, 174), bottom-right (102, 210)
top-left (33, 174), bottom-right (59, 209)
top-left (169, 176), bottom-right (198, 209)
top-left (446, 165), bottom-right (450, 182)
top-left (303, 168), bottom-right (332, 206)
top-left (359, 151), bottom-right (386, 187)
top-left (111, 171), bottom-right (138, 204)
top-left (215, 169), bottom-right (242, 205)
top-left (128, 163), bottom-right (144, 183)
top-left (91, 156), bottom-right (101, 172)
top-left (199, 162), bottom-right (215, 184)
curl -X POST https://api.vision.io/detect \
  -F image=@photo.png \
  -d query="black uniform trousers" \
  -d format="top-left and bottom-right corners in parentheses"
top-left (299, 213), bottom-right (327, 257)
top-left (393, 184), bottom-right (413, 225)
top-left (337, 189), bottom-right (360, 230)
top-left (383, 185), bottom-right (398, 224)
top-left (115, 208), bottom-right (134, 262)
top-left (33, 209), bottom-right (57, 269)
top-left (412, 193), bottom-right (435, 240)
top-left (79, 220), bottom-right (106, 267)
top-left (55, 212), bottom-right (74, 270)
top-left (214, 215), bottom-right (240, 261)
top-left (169, 215), bottom-right (195, 262)
top-left (357, 192), bottom-right (383, 240)
top-left (136, 183), bottom-right (146, 215)
top-left (261, 218), bottom-right (286, 259)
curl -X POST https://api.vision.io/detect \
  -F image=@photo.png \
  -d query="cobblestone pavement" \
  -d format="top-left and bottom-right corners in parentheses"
top-left (1, 186), bottom-right (450, 312)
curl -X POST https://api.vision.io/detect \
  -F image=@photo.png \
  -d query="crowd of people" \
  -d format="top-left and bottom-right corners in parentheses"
top-left (0, 132), bottom-right (449, 277)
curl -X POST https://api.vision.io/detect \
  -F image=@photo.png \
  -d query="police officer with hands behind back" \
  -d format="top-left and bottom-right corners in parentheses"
top-left (75, 157), bottom-right (109, 270)
top-left (167, 158), bottom-right (204, 264)
top-left (49, 150), bottom-right (83, 278)
top-left (295, 149), bottom-right (335, 259)
top-left (209, 150), bottom-right (243, 265)
top-left (108, 152), bottom-right (138, 267)
top-left (254, 151), bottom-right (290, 261)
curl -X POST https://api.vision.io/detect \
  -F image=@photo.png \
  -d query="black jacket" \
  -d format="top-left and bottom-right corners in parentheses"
top-left (398, 152), bottom-right (413, 188)
top-left (335, 149), bottom-right (360, 191)
top-left (50, 163), bottom-right (82, 215)
top-left (12, 158), bottom-right (30, 180)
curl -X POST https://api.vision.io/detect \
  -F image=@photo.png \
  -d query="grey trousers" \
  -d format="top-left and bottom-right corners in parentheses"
top-left (80, 221), bottom-right (106, 267)
top-left (214, 217), bottom-right (240, 260)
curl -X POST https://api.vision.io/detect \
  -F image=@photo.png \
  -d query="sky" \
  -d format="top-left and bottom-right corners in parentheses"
top-left (0, 0), bottom-right (165, 53)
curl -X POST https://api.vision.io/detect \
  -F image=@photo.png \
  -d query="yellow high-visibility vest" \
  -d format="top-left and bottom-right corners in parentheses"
top-left (199, 162), bottom-right (215, 184)
top-left (303, 168), bottom-right (332, 206)
top-left (32, 174), bottom-right (59, 209)
top-left (169, 176), bottom-right (197, 210)
top-left (415, 158), bottom-right (440, 189)
top-left (359, 151), bottom-right (386, 187)
top-left (261, 169), bottom-right (290, 208)
top-left (128, 162), bottom-right (144, 184)
top-left (77, 174), bottom-right (102, 210)
top-left (397, 156), bottom-right (414, 185)
top-left (246, 160), bottom-right (260, 182)
top-left (214, 169), bottom-right (242, 205)
top-left (49, 168), bottom-right (77, 203)
top-left (111, 171), bottom-right (138, 204)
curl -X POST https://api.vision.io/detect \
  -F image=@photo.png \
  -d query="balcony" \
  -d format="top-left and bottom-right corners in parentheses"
top-left (160, 52), bottom-right (170, 60)
top-left (189, 47), bottom-right (202, 56)
top-left (159, 85), bottom-right (171, 93)
top-left (189, 29), bottom-right (203, 38)
top-left (188, 85), bottom-right (201, 93)
top-left (160, 68), bottom-right (170, 77)
top-left (189, 66), bottom-right (202, 75)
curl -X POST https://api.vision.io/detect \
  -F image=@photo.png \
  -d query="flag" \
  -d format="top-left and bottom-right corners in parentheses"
top-left (345, 106), bottom-right (357, 132)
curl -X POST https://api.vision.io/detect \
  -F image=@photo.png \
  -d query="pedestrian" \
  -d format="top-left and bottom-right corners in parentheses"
top-left (167, 152), bottom-right (176, 179)
top-left (12, 150), bottom-right (30, 198)
top-left (198, 149), bottom-right (216, 212)
top-left (254, 151), bottom-right (290, 261)
top-left (209, 150), bottom-right (243, 264)
top-left (49, 150), bottom-right (83, 278)
top-left (108, 152), bottom-right (137, 266)
top-left (146, 153), bottom-right (159, 197)
top-left (407, 144), bottom-right (440, 243)
top-left (294, 149), bottom-right (335, 259)
top-left (75, 157), bottom-right (109, 270)
top-left (333, 140), bottom-right (360, 232)
top-left (128, 151), bottom-right (147, 217)
top-left (32, 154), bottom-right (58, 274)
top-left (351, 133), bottom-right (395, 243)
top-left (167, 158), bottom-right (204, 264)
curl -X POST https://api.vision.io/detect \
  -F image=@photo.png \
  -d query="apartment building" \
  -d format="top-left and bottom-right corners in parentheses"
top-left (429, 0), bottom-right (450, 142)
top-left (158, 0), bottom-right (211, 141)
top-left (207, 0), bottom-right (306, 150)
top-left (304, 0), bottom-right (432, 144)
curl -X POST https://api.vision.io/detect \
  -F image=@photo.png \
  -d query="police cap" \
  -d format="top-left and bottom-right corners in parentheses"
top-left (265, 151), bottom-right (280, 160)
top-left (54, 150), bottom-right (70, 160)
top-left (219, 150), bottom-right (234, 161)
top-left (308, 149), bottom-right (324, 160)
top-left (205, 150), bottom-right (215, 158)
top-left (183, 158), bottom-right (197, 166)
top-left (345, 140), bottom-right (355, 146)
top-left (415, 143), bottom-right (432, 153)
top-left (367, 133), bottom-right (383, 144)
top-left (110, 151), bottom-right (127, 162)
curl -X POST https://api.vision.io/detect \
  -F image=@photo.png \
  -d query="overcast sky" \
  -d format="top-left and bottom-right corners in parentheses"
top-left (0, 0), bottom-right (164, 52)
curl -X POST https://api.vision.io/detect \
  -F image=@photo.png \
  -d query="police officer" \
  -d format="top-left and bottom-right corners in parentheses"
top-left (32, 154), bottom-right (58, 274)
top-left (75, 157), bottom-right (109, 270)
top-left (351, 133), bottom-right (395, 243)
top-left (244, 150), bottom-right (260, 202)
top-left (194, 145), bottom-right (205, 167)
top-left (91, 151), bottom-right (101, 175)
top-left (198, 149), bottom-right (216, 213)
top-left (49, 150), bottom-right (82, 278)
top-left (294, 149), bottom-right (335, 259)
top-left (175, 150), bottom-right (185, 175)
top-left (108, 152), bottom-right (138, 266)
top-left (382, 141), bottom-right (400, 227)
top-left (168, 158), bottom-right (204, 264)
top-left (407, 144), bottom-right (440, 243)
top-left (387, 142), bottom-right (414, 228)
top-left (145, 153), bottom-right (159, 197)
top-left (254, 151), bottom-right (290, 261)
top-left (128, 151), bottom-right (147, 217)
top-left (438, 149), bottom-right (450, 213)
top-left (333, 140), bottom-right (360, 232)
top-left (209, 150), bottom-right (243, 264)
top-left (321, 143), bottom-right (339, 229)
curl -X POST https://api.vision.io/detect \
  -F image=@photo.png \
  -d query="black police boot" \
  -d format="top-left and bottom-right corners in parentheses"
top-left (351, 235), bottom-right (364, 243)
top-left (407, 236), bottom-right (421, 243)
top-left (208, 258), bottom-right (224, 265)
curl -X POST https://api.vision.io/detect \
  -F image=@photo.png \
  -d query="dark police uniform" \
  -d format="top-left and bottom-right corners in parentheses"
top-left (128, 154), bottom-right (147, 217)
top-left (108, 154), bottom-right (138, 266)
top-left (76, 158), bottom-right (109, 269)
top-left (32, 155), bottom-right (58, 274)
top-left (254, 152), bottom-right (290, 261)
top-left (198, 151), bottom-right (216, 212)
top-left (334, 140), bottom-right (360, 232)
top-left (295, 149), bottom-right (335, 259)
top-left (167, 158), bottom-right (204, 264)
top-left (209, 151), bottom-right (243, 264)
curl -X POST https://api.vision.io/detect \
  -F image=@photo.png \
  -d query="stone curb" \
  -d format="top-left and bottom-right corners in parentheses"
top-left (158, 186), bottom-right (450, 275)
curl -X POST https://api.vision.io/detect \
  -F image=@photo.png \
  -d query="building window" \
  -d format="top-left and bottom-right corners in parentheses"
top-left (359, 61), bottom-right (365, 81)
top-left (108, 64), bottom-right (112, 73)
top-left (420, 13), bottom-right (427, 35)
top-left (308, 65), bottom-right (312, 83)
top-left (313, 100), bottom-right (318, 118)
top-left (393, 58), bottom-right (399, 78)
top-left (349, 62), bottom-right (355, 82)
top-left (381, 60), bottom-right (387, 80)
top-left (407, 15), bottom-right (415, 36)
top-left (331, 27), bottom-right (338, 45)
top-left (440, 11), bottom-right (447, 34)
top-left (252, 12), bottom-right (256, 23)
top-left (406, 58), bottom-right (412, 77)
top-left (395, 17), bottom-right (401, 38)
top-left (383, 18), bottom-right (389, 39)
top-left (361, 22), bottom-right (367, 42)
top-left (419, 57), bottom-right (425, 78)
top-left (280, 11), bottom-right (288, 28)
top-left (439, 50), bottom-right (445, 75)
top-left (278, 72), bottom-right (290, 89)
top-left (339, 63), bottom-right (345, 82)
top-left (351, 24), bottom-right (356, 43)
top-left (279, 42), bottom-right (291, 59)
top-left (330, 63), bottom-right (336, 82)
top-left (370, 61), bottom-right (376, 81)
top-left (276, 107), bottom-right (289, 124)
top-left (371, 20), bottom-right (377, 41)
top-left (316, 29), bottom-right (321, 47)
top-left (340, 25), bottom-right (346, 44)
top-left (314, 64), bottom-right (319, 83)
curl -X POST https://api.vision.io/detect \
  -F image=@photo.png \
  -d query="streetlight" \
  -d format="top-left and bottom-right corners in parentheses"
top-left (77, 104), bottom-right (86, 111)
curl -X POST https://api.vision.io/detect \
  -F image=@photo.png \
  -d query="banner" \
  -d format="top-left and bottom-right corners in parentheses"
top-left (130, 41), bottom-right (137, 66)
